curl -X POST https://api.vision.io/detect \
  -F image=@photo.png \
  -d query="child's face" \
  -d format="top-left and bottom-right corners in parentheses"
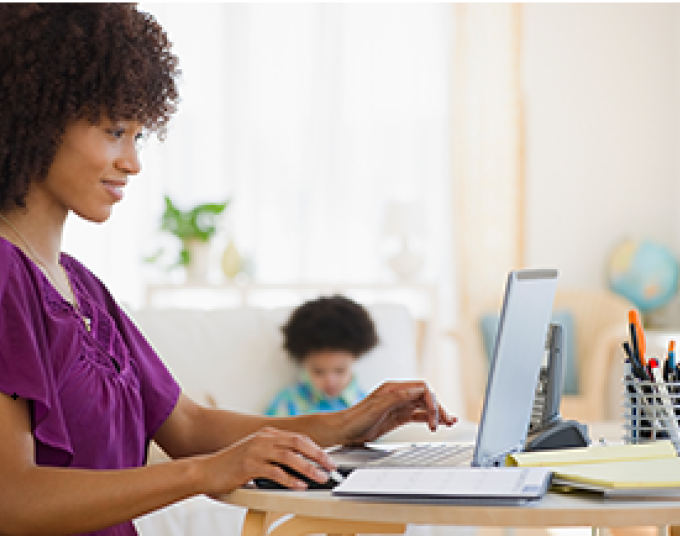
top-left (303, 350), bottom-right (357, 399)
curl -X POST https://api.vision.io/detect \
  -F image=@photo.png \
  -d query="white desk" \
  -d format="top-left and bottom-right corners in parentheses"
top-left (221, 422), bottom-right (677, 536)
top-left (222, 486), bottom-right (680, 536)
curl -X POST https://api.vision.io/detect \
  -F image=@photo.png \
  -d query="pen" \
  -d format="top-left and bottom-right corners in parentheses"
top-left (669, 341), bottom-right (676, 384)
top-left (669, 341), bottom-right (676, 369)
top-left (623, 341), bottom-right (649, 381)
top-left (669, 341), bottom-right (680, 418)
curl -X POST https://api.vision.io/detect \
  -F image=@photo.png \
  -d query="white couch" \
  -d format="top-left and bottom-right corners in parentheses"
top-left (128, 303), bottom-right (473, 536)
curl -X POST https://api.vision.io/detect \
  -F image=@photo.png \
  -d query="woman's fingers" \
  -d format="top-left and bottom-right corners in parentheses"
top-left (424, 385), bottom-right (439, 431)
top-left (349, 381), bottom-right (457, 442)
top-left (243, 427), bottom-right (334, 487)
top-left (273, 440), bottom-right (335, 483)
top-left (273, 429), bottom-right (336, 470)
top-left (377, 382), bottom-right (455, 429)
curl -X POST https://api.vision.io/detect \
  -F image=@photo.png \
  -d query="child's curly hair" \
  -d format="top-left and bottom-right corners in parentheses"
top-left (282, 295), bottom-right (379, 363)
top-left (0, 3), bottom-right (180, 212)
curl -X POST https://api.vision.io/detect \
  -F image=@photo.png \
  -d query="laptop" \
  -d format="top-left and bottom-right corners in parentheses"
top-left (330, 268), bottom-right (559, 472)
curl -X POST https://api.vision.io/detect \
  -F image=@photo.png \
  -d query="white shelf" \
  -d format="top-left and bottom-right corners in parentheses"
top-left (145, 281), bottom-right (438, 311)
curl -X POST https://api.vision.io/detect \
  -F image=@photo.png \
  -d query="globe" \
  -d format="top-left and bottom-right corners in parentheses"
top-left (607, 239), bottom-right (679, 313)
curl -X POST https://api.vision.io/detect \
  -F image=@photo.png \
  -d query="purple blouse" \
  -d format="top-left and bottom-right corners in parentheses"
top-left (0, 238), bottom-right (181, 536)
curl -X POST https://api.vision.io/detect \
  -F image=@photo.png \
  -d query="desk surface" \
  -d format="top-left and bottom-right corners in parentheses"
top-left (223, 487), bottom-right (680, 528)
top-left (223, 424), bottom-right (680, 531)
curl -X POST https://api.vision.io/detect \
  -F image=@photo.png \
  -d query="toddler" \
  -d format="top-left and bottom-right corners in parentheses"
top-left (265, 295), bottom-right (378, 416)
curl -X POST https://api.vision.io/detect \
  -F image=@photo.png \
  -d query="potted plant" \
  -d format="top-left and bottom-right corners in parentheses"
top-left (149, 195), bottom-right (230, 282)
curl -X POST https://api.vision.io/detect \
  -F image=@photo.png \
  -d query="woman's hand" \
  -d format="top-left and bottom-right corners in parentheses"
top-left (337, 381), bottom-right (457, 445)
top-left (199, 426), bottom-right (337, 495)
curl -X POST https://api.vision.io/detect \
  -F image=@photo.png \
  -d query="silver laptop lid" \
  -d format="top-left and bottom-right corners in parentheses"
top-left (472, 269), bottom-right (558, 467)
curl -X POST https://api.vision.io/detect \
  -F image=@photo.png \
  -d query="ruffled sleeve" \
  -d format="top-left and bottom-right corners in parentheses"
top-left (0, 248), bottom-right (74, 466)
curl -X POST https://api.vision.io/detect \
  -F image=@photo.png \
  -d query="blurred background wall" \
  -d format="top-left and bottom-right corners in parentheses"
top-left (524, 3), bottom-right (679, 289)
top-left (61, 3), bottom-right (680, 325)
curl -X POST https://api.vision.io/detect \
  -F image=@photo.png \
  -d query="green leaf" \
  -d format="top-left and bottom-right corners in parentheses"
top-left (143, 247), bottom-right (165, 264)
top-left (169, 247), bottom-right (191, 269)
top-left (158, 197), bottom-right (231, 261)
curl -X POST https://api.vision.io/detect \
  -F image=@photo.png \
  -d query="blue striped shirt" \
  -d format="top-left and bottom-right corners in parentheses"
top-left (264, 372), bottom-right (366, 416)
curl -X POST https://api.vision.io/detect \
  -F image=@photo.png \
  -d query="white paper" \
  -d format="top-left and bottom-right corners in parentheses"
top-left (333, 467), bottom-right (551, 499)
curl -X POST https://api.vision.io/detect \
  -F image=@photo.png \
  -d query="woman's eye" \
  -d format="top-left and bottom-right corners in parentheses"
top-left (135, 132), bottom-right (144, 142)
top-left (107, 128), bottom-right (125, 139)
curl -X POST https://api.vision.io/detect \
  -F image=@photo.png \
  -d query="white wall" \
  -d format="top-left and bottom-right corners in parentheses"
top-left (523, 4), bottom-right (680, 289)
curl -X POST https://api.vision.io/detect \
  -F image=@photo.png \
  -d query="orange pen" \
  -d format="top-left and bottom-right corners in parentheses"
top-left (629, 309), bottom-right (646, 367)
top-left (669, 340), bottom-right (676, 371)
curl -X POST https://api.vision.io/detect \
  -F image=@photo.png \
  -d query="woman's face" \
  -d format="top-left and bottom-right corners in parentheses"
top-left (39, 117), bottom-right (143, 223)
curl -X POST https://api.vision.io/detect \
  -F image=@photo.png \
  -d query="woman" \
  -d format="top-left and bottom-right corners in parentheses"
top-left (0, 5), bottom-right (455, 535)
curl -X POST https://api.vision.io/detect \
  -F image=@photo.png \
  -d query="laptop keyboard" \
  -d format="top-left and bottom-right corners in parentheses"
top-left (363, 443), bottom-right (475, 468)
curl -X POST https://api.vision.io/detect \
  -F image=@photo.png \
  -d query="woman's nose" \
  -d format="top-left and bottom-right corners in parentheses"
top-left (116, 141), bottom-right (141, 175)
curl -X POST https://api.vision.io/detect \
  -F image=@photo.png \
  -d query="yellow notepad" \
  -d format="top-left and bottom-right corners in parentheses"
top-left (506, 440), bottom-right (676, 467)
top-left (552, 458), bottom-right (680, 490)
top-left (506, 441), bottom-right (680, 496)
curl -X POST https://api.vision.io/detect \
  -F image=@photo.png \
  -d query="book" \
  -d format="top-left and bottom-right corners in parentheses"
top-left (506, 440), bottom-right (680, 497)
top-left (332, 466), bottom-right (552, 505)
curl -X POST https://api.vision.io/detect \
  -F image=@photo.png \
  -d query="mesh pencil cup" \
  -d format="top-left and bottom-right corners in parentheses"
top-left (623, 376), bottom-right (680, 453)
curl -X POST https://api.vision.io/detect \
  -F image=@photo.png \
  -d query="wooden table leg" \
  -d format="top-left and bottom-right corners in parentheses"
top-left (267, 514), bottom-right (406, 536)
top-left (241, 509), bottom-right (268, 536)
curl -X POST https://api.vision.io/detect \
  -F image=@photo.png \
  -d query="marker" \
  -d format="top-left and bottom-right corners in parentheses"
top-left (649, 357), bottom-right (660, 381)
top-left (629, 310), bottom-right (646, 367)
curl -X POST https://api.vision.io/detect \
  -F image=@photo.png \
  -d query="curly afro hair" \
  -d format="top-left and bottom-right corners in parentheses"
top-left (282, 295), bottom-right (379, 363)
top-left (0, 3), bottom-right (180, 212)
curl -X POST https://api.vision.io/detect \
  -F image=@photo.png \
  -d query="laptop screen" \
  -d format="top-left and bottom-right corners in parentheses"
top-left (472, 269), bottom-right (558, 467)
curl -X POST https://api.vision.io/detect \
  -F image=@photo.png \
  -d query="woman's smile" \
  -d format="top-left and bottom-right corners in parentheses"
top-left (101, 178), bottom-right (129, 202)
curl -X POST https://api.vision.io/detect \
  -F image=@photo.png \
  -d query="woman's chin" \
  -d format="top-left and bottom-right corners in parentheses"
top-left (72, 207), bottom-right (113, 224)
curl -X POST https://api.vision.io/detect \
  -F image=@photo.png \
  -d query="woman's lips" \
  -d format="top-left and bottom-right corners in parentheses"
top-left (102, 179), bottom-right (126, 201)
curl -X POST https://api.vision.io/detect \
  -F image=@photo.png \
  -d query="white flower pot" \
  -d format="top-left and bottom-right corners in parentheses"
top-left (184, 238), bottom-right (210, 283)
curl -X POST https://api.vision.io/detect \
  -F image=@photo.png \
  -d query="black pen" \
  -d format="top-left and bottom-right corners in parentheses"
top-left (623, 341), bottom-right (648, 381)
top-left (629, 322), bottom-right (642, 367)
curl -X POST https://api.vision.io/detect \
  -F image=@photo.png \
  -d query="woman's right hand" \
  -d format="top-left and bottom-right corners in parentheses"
top-left (199, 426), bottom-right (337, 495)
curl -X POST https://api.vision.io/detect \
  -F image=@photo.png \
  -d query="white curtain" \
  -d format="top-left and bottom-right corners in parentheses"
top-left (62, 4), bottom-right (454, 312)
top-left (453, 4), bottom-right (524, 317)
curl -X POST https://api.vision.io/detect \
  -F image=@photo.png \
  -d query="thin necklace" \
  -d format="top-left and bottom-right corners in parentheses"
top-left (0, 213), bottom-right (91, 332)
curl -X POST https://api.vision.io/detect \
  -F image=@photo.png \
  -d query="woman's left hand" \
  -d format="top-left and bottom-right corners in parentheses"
top-left (337, 381), bottom-right (457, 445)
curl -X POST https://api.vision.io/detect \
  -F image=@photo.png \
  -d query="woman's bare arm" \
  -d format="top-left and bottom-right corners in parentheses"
top-left (0, 391), bottom-right (334, 536)
top-left (0, 382), bottom-right (454, 534)
top-left (153, 393), bottom-right (341, 457)
top-left (154, 383), bottom-right (456, 460)
top-left (0, 391), bottom-right (205, 535)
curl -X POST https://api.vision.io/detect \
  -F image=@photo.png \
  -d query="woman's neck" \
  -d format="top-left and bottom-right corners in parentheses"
top-left (1, 182), bottom-right (69, 265)
top-left (0, 205), bottom-right (66, 271)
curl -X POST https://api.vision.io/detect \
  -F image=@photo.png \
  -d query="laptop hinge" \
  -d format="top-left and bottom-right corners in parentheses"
top-left (477, 443), bottom-right (524, 467)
